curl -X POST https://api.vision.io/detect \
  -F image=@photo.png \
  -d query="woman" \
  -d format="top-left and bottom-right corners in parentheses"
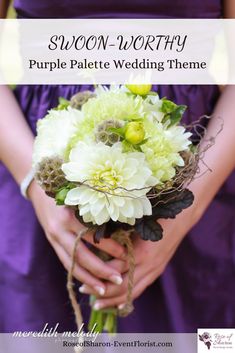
top-left (0, 0), bottom-right (235, 333)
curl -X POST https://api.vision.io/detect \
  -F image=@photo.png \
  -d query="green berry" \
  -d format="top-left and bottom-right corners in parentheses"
top-left (126, 84), bottom-right (152, 96)
top-left (125, 122), bottom-right (145, 145)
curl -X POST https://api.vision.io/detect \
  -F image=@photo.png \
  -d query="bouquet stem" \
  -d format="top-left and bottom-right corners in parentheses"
top-left (67, 228), bottom-right (135, 335)
top-left (88, 302), bottom-right (118, 334)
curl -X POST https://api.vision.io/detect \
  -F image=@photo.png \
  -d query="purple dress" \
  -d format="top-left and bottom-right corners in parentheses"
top-left (1, 0), bottom-right (235, 333)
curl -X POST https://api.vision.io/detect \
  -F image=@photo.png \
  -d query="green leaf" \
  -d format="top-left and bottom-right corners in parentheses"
top-left (135, 219), bottom-right (163, 241)
top-left (161, 98), bottom-right (177, 114)
top-left (55, 188), bottom-right (68, 205)
top-left (108, 127), bottom-right (126, 138)
top-left (161, 98), bottom-right (187, 126)
top-left (122, 140), bottom-right (137, 152)
top-left (168, 105), bottom-right (187, 126)
top-left (152, 189), bottom-right (194, 219)
top-left (55, 97), bottom-right (70, 110)
top-left (59, 97), bottom-right (70, 105)
top-left (55, 183), bottom-right (77, 205)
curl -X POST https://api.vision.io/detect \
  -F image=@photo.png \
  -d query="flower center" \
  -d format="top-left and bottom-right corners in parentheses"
top-left (92, 168), bottom-right (123, 192)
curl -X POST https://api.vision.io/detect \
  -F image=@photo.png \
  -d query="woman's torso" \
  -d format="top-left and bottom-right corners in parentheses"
top-left (14, 0), bottom-right (222, 19)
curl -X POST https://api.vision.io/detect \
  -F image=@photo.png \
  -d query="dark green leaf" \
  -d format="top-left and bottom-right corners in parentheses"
top-left (152, 189), bottom-right (194, 219)
top-left (135, 219), bottom-right (163, 241)
top-left (94, 224), bottom-right (107, 243)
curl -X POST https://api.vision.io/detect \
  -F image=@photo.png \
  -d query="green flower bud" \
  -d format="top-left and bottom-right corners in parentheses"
top-left (125, 122), bottom-right (145, 145)
top-left (126, 84), bottom-right (152, 96)
top-left (55, 188), bottom-right (69, 205)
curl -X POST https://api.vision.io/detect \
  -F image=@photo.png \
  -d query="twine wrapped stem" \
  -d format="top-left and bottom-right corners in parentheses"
top-left (67, 227), bottom-right (135, 332)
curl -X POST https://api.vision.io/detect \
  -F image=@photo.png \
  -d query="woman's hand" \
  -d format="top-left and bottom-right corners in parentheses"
top-left (78, 211), bottom-right (195, 310)
top-left (28, 181), bottom-right (126, 296)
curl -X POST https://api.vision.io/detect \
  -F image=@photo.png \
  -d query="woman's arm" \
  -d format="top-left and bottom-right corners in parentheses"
top-left (0, 0), bottom-right (10, 18)
top-left (0, 86), bottom-right (35, 184)
top-left (189, 86), bottom-right (235, 221)
top-left (190, 0), bottom-right (235, 218)
top-left (223, 0), bottom-right (235, 17)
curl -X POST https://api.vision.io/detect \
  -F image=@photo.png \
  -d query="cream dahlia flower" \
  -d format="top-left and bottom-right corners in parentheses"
top-left (32, 107), bottom-right (83, 167)
top-left (141, 120), bottom-right (192, 181)
top-left (62, 142), bottom-right (157, 225)
top-left (143, 94), bottom-right (165, 122)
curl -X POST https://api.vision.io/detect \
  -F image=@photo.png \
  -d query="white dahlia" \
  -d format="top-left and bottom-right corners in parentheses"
top-left (62, 142), bottom-right (157, 225)
top-left (32, 107), bottom-right (83, 167)
top-left (143, 94), bottom-right (165, 122)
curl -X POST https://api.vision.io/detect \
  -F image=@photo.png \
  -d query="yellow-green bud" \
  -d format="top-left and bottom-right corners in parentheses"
top-left (125, 122), bottom-right (145, 145)
top-left (126, 84), bottom-right (152, 96)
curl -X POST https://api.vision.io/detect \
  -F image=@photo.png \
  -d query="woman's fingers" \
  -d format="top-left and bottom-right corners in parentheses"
top-left (107, 258), bottom-right (129, 274)
top-left (79, 274), bottom-right (128, 298)
top-left (50, 240), bottom-right (107, 294)
top-left (79, 262), bottom-right (140, 299)
top-left (83, 232), bottom-right (127, 260)
top-left (56, 231), bottom-right (124, 286)
top-left (92, 274), bottom-right (152, 310)
top-left (75, 240), bottom-right (124, 284)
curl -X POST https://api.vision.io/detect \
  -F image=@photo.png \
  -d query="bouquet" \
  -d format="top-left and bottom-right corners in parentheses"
top-left (32, 84), bottom-right (198, 333)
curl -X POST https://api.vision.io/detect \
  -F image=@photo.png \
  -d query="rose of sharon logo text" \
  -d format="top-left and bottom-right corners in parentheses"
top-left (198, 329), bottom-right (235, 352)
